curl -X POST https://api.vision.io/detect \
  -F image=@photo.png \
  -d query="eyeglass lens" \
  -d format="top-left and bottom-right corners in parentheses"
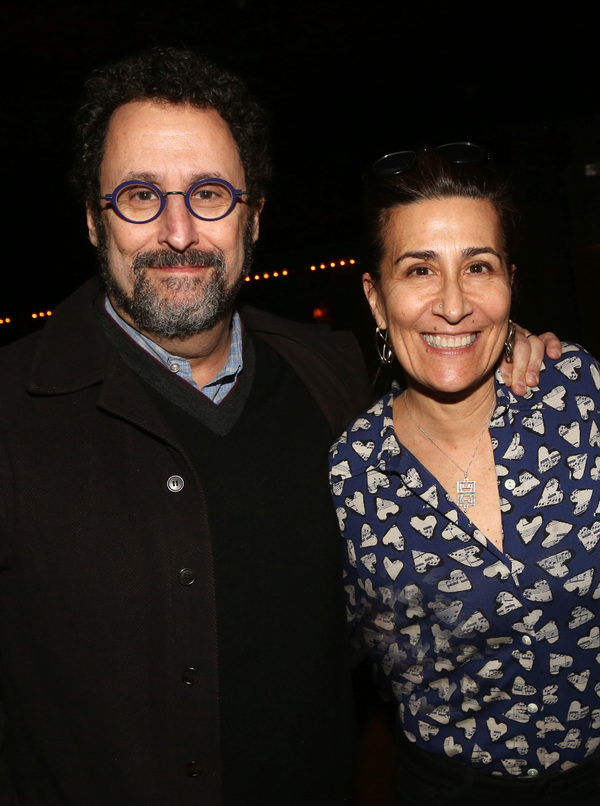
top-left (115, 181), bottom-right (234, 222)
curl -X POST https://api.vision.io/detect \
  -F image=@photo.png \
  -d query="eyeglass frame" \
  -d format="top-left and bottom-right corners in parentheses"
top-left (98, 177), bottom-right (249, 224)
top-left (371, 142), bottom-right (489, 177)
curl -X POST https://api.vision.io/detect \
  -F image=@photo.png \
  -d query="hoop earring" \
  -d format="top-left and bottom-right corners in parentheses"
top-left (504, 320), bottom-right (516, 362)
top-left (375, 326), bottom-right (394, 365)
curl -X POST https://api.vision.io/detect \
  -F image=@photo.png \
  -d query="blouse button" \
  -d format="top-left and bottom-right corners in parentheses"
top-left (505, 478), bottom-right (516, 490)
top-left (527, 768), bottom-right (539, 777)
top-left (522, 635), bottom-right (532, 646)
top-left (527, 703), bottom-right (539, 714)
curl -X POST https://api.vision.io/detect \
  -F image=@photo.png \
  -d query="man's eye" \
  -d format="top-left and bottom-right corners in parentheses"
top-left (120, 186), bottom-right (159, 205)
top-left (135, 190), bottom-right (157, 201)
top-left (191, 184), bottom-right (229, 202)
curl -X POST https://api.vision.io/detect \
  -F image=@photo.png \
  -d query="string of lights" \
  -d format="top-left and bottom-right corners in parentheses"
top-left (0, 258), bottom-right (357, 330)
top-left (245, 257), bottom-right (355, 283)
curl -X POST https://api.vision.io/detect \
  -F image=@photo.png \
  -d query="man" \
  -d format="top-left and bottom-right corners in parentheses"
top-left (0, 47), bottom-right (557, 805)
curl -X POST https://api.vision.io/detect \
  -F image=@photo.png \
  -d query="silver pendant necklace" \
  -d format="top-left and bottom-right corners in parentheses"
top-left (403, 393), bottom-right (496, 513)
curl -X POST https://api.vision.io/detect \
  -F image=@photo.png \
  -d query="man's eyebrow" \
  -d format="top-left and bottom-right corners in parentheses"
top-left (119, 171), bottom-right (226, 185)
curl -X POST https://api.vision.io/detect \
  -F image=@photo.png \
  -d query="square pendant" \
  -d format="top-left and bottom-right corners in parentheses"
top-left (457, 478), bottom-right (476, 510)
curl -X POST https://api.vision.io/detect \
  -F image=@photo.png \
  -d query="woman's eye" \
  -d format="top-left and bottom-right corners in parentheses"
top-left (408, 266), bottom-right (431, 276)
top-left (466, 263), bottom-right (489, 274)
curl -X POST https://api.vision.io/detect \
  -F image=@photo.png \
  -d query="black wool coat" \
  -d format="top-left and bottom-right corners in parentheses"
top-left (0, 278), bottom-right (371, 806)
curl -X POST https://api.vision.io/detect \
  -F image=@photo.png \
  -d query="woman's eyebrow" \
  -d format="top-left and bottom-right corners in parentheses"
top-left (394, 250), bottom-right (438, 265)
top-left (462, 246), bottom-right (502, 259)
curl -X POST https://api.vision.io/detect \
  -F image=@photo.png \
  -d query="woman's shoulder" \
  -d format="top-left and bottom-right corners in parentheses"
top-left (537, 341), bottom-right (600, 395)
top-left (329, 385), bottom-right (401, 479)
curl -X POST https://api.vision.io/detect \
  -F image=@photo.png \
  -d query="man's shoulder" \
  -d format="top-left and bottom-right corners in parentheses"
top-left (0, 277), bottom-right (108, 394)
top-left (241, 305), bottom-right (355, 345)
top-left (241, 305), bottom-right (373, 435)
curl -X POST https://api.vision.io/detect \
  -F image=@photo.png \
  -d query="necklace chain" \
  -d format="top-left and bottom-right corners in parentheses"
top-left (403, 393), bottom-right (496, 512)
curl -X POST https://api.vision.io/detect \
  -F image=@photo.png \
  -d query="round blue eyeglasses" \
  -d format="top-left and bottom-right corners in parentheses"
top-left (99, 178), bottom-right (248, 224)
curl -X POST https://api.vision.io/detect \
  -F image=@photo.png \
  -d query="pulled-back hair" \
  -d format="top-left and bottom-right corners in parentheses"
top-left (365, 148), bottom-right (519, 281)
top-left (72, 46), bottom-right (272, 216)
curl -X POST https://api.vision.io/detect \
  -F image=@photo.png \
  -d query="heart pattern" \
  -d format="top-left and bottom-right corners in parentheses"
top-left (330, 344), bottom-right (600, 777)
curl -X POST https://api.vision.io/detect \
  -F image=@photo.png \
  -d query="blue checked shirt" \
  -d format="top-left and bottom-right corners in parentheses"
top-left (104, 296), bottom-right (243, 403)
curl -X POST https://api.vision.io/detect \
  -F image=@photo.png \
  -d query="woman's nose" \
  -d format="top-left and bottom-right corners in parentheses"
top-left (436, 277), bottom-right (473, 322)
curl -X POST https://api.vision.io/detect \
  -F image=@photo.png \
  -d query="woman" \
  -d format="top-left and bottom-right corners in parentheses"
top-left (330, 145), bottom-right (600, 804)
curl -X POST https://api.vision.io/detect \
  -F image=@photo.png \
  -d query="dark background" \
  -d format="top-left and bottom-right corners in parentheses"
top-left (2, 1), bottom-right (599, 360)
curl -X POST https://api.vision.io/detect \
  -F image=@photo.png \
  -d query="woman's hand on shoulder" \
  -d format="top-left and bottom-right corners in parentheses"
top-left (500, 326), bottom-right (562, 396)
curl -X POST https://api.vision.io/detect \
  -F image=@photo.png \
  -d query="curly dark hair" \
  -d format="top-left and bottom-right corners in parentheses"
top-left (365, 148), bottom-right (520, 282)
top-left (72, 46), bottom-right (271, 216)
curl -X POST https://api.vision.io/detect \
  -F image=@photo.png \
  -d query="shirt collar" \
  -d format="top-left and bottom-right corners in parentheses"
top-left (103, 295), bottom-right (243, 401)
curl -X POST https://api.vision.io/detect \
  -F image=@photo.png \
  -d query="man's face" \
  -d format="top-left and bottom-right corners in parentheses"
top-left (87, 100), bottom-right (259, 341)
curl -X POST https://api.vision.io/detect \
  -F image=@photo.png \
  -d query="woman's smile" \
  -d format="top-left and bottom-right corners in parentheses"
top-left (422, 332), bottom-right (478, 349)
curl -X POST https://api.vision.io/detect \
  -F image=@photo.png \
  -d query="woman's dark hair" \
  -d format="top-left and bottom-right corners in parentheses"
top-left (72, 46), bottom-right (272, 216)
top-left (365, 148), bottom-right (520, 281)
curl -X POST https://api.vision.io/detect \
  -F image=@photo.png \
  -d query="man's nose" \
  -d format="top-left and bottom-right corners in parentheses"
top-left (156, 194), bottom-right (201, 252)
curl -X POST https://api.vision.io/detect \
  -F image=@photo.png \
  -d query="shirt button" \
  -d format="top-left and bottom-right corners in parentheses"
top-left (522, 635), bottom-right (532, 646)
top-left (527, 703), bottom-right (539, 714)
top-left (167, 475), bottom-right (184, 492)
top-left (178, 568), bottom-right (196, 586)
top-left (505, 478), bottom-right (516, 490)
top-left (182, 668), bottom-right (200, 686)
top-left (527, 768), bottom-right (539, 777)
top-left (185, 761), bottom-right (205, 777)
top-left (169, 362), bottom-right (180, 373)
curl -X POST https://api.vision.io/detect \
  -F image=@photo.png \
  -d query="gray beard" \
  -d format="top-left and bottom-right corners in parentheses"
top-left (96, 223), bottom-right (254, 340)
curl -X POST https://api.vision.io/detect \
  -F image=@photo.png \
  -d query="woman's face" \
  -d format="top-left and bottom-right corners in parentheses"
top-left (364, 196), bottom-right (514, 397)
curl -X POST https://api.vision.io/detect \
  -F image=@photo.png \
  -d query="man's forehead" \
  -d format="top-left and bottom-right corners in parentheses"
top-left (101, 100), bottom-right (243, 183)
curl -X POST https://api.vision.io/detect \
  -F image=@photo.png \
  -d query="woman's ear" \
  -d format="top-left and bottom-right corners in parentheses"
top-left (362, 272), bottom-right (388, 330)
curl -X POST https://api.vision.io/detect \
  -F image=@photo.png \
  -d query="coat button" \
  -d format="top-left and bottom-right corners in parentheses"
top-left (167, 475), bottom-right (184, 492)
top-left (182, 668), bottom-right (201, 686)
top-left (178, 568), bottom-right (196, 586)
top-left (185, 761), bottom-right (205, 777)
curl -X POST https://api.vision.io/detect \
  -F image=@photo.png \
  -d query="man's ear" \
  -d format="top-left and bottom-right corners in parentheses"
top-left (86, 206), bottom-right (100, 248)
top-left (249, 200), bottom-right (264, 244)
top-left (362, 272), bottom-right (387, 330)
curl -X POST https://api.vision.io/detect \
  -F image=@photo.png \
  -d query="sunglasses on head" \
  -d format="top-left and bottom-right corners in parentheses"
top-left (372, 142), bottom-right (489, 177)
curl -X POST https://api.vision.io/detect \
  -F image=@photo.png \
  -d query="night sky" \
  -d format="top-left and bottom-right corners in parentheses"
top-left (3, 2), bottom-right (598, 355)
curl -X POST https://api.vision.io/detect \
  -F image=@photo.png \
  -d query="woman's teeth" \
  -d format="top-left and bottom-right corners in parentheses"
top-left (423, 334), bottom-right (477, 348)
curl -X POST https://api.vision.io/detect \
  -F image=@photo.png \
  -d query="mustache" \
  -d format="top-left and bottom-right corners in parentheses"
top-left (131, 249), bottom-right (226, 272)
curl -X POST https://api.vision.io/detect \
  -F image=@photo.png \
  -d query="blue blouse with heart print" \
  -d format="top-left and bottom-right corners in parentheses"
top-left (329, 342), bottom-right (600, 778)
